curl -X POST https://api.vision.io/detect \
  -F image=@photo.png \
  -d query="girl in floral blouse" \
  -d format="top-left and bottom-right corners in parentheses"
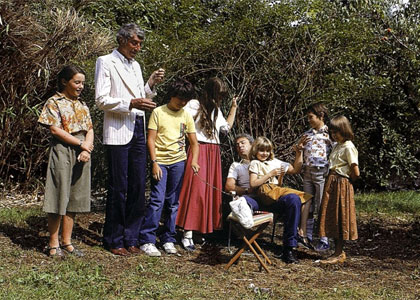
top-left (38, 65), bottom-right (94, 257)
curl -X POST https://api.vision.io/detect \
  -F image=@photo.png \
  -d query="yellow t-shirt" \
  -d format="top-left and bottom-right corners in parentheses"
top-left (148, 105), bottom-right (196, 165)
top-left (329, 140), bottom-right (359, 178)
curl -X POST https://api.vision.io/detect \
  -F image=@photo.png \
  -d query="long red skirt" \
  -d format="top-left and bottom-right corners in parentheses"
top-left (176, 143), bottom-right (223, 234)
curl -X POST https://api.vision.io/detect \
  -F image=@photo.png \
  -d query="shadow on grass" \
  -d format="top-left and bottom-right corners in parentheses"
top-left (0, 214), bottom-right (103, 253)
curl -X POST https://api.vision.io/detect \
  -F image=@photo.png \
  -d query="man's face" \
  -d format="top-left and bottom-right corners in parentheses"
top-left (118, 34), bottom-right (143, 60)
top-left (236, 137), bottom-right (252, 159)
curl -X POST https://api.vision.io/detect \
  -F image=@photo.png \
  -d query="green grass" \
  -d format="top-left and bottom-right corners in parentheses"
top-left (0, 191), bottom-right (419, 299)
top-left (355, 190), bottom-right (420, 217)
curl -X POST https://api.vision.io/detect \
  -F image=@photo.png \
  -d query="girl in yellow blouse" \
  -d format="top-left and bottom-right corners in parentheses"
top-left (318, 115), bottom-right (360, 264)
top-left (38, 65), bottom-right (94, 257)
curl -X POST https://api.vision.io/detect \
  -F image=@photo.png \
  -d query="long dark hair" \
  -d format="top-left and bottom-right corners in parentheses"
top-left (57, 65), bottom-right (85, 92)
top-left (196, 77), bottom-right (228, 139)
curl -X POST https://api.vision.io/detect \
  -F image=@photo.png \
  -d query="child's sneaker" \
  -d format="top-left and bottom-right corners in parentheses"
top-left (181, 238), bottom-right (195, 252)
top-left (297, 235), bottom-right (314, 250)
top-left (140, 243), bottom-right (161, 257)
top-left (315, 241), bottom-right (330, 252)
top-left (163, 242), bottom-right (177, 254)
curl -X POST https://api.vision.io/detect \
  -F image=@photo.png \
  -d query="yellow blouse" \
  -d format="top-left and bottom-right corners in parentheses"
top-left (329, 140), bottom-right (358, 178)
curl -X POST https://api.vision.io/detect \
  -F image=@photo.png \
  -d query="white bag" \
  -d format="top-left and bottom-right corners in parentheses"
top-left (229, 196), bottom-right (254, 229)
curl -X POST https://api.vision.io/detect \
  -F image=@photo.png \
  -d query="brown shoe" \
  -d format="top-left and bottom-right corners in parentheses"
top-left (110, 247), bottom-right (130, 256)
top-left (320, 252), bottom-right (346, 265)
top-left (126, 246), bottom-right (141, 254)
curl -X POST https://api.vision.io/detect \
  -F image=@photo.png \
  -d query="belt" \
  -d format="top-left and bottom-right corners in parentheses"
top-left (306, 165), bottom-right (327, 170)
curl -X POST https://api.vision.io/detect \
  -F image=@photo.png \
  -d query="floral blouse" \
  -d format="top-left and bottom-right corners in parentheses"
top-left (38, 92), bottom-right (93, 134)
top-left (303, 125), bottom-right (333, 168)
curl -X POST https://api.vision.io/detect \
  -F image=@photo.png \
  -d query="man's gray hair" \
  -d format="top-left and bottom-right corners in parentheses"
top-left (235, 133), bottom-right (254, 144)
top-left (116, 23), bottom-right (145, 45)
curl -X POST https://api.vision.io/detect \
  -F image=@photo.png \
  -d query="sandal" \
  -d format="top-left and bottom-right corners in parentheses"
top-left (61, 244), bottom-right (84, 257)
top-left (46, 246), bottom-right (63, 257)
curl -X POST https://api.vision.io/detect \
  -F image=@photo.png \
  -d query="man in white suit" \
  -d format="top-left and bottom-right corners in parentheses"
top-left (95, 23), bottom-right (164, 256)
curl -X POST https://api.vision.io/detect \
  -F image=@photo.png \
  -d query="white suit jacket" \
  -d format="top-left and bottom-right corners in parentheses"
top-left (95, 49), bottom-right (156, 145)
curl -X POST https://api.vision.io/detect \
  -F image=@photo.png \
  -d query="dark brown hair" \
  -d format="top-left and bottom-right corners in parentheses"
top-left (305, 102), bottom-right (329, 123)
top-left (57, 65), bottom-right (85, 92)
top-left (196, 77), bottom-right (228, 139)
top-left (329, 115), bottom-right (354, 141)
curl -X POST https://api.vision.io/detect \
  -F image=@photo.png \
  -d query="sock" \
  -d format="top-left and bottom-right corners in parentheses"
top-left (306, 218), bottom-right (314, 241)
top-left (183, 230), bottom-right (193, 239)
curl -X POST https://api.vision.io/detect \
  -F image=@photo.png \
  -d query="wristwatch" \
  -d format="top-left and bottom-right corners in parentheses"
top-left (151, 159), bottom-right (157, 164)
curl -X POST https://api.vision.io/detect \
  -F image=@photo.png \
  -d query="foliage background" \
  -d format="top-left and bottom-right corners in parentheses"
top-left (1, 0), bottom-right (419, 192)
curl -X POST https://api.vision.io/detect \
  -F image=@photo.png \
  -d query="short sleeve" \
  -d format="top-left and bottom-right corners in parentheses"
top-left (148, 109), bottom-right (159, 130)
top-left (38, 98), bottom-right (62, 128)
top-left (185, 110), bottom-right (196, 133)
top-left (227, 163), bottom-right (239, 179)
top-left (249, 160), bottom-right (261, 174)
top-left (184, 99), bottom-right (200, 118)
top-left (345, 145), bottom-right (358, 166)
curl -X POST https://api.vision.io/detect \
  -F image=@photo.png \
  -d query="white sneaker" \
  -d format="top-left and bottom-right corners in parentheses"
top-left (162, 242), bottom-right (177, 254)
top-left (140, 243), bottom-right (161, 257)
top-left (181, 238), bottom-right (195, 251)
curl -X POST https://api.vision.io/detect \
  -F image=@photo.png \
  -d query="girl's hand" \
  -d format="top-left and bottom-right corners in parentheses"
top-left (231, 96), bottom-right (239, 108)
top-left (80, 140), bottom-right (94, 153)
top-left (77, 151), bottom-right (90, 162)
top-left (191, 162), bottom-right (200, 174)
top-left (269, 168), bottom-right (282, 178)
top-left (152, 163), bottom-right (163, 181)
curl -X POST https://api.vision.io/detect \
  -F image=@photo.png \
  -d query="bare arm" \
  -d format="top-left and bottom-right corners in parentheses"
top-left (350, 163), bottom-right (360, 182)
top-left (49, 126), bottom-right (93, 153)
top-left (147, 129), bottom-right (163, 181)
top-left (187, 132), bottom-right (200, 173)
top-left (225, 178), bottom-right (249, 196)
top-left (286, 146), bottom-right (303, 174)
top-left (226, 96), bottom-right (238, 128)
top-left (249, 168), bottom-right (281, 188)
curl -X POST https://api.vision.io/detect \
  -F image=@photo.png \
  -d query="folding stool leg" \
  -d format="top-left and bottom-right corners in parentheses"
top-left (242, 237), bottom-right (270, 272)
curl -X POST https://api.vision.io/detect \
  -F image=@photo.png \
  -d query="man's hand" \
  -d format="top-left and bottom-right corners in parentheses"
top-left (148, 68), bottom-right (165, 88)
top-left (130, 98), bottom-right (157, 111)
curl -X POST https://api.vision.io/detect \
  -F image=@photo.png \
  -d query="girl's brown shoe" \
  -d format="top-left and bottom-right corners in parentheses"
top-left (320, 252), bottom-right (346, 264)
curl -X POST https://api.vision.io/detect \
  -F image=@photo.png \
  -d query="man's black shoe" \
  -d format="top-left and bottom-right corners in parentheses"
top-left (282, 248), bottom-right (299, 264)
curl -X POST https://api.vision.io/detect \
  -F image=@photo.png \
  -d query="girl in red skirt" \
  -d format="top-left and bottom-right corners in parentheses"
top-left (176, 77), bottom-right (238, 250)
top-left (318, 115), bottom-right (360, 264)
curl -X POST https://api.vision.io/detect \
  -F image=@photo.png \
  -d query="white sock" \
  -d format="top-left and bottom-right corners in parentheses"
top-left (184, 230), bottom-right (193, 239)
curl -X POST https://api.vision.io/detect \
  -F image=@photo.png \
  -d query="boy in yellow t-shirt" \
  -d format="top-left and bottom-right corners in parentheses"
top-left (139, 78), bottom-right (200, 256)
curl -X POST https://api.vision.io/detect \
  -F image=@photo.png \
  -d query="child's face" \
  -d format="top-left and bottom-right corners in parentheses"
top-left (62, 73), bottom-right (85, 99)
top-left (168, 96), bottom-right (189, 111)
top-left (307, 112), bottom-right (324, 130)
top-left (256, 149), bottom-right (270, 162)
top-left (330, 130), bottom-right (345, 143)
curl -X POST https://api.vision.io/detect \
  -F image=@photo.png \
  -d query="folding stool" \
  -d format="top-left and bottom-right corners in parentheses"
top-left (225, 211), bottom-right (274, 272)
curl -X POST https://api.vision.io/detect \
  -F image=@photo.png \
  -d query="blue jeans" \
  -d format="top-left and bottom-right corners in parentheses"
top-left (139, 160), bottom-right (185, 244)
top-left (244, 194), bottom-right (301, 248)
top-left (103, 116), bottom-right (147, 249)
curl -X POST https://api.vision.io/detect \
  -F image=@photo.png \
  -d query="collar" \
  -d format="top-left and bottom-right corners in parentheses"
top-left (310, 124), bottom-right (328, 134)
top-left (114, 49), bottom-right (134, 64)
top-left (56, 92), bottom-right (79, 102)
top-left (239, 159), bottom-right (250, 165)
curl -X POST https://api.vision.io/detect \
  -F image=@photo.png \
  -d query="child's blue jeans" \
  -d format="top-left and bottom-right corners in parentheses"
top-left (139, 160), bottom-right (185, 245)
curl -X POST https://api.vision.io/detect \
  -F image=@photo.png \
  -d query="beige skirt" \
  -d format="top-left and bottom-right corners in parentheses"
top-left (43, 133), bottom-right (91, 215)
top-left (318, 172), bottom-right (358, 240)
